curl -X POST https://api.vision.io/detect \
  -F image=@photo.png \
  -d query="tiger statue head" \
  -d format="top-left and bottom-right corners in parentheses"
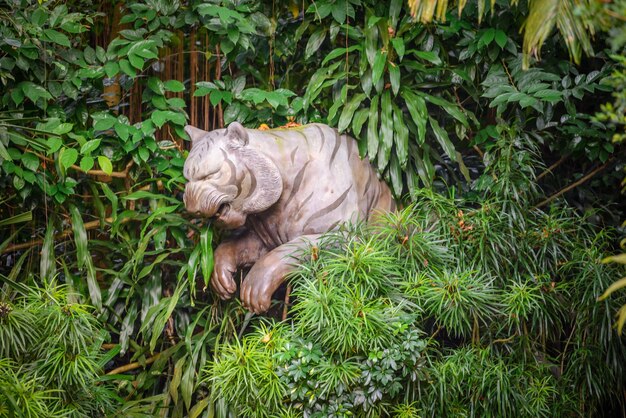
top-left (183, 122), bottom-right (283, 229)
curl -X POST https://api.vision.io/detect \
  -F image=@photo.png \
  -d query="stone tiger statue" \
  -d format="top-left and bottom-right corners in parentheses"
top-left (183, 122), bottom-right (396, 313)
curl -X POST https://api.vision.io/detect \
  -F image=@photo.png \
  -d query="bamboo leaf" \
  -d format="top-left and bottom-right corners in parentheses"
top-left (402, 89), bottom-right (427, 145)
top-left (603, 254), bottom-right (626, 265)
top-left (429, 117), bottom-right (457, 162)
top-left (170, 355), bottom-right (187, 405)
top-left (181, 359), bottom-right (195, 409)
top-left (0, 211), bottom-right (32, 227)
top-left (40, 219), bottom-right (56, 281)
top-left (305, 29), bottom-right (327, 59)
top-left (200, 226), bottom-right (214, 288)
top-left (367, 95), bottom-right (380, 158)
top-left (389, 63), bottom-right (400, 96)
top-left (617, 305), bottom-right (626, 335)
top-left (149, 284), bottom-right (183, 352)
top-left (378, 90), bottom-right (393, 171)
top-left (372, 50), bottom-right (387, 87)
top-left (70, 205), bottom-right (101, 309)
top-left (392, 104), bottom-right (409, 167)
top-left (598, 276), bottom-right (626, 301)
top-left (338, 93), bottom-right (366, 132)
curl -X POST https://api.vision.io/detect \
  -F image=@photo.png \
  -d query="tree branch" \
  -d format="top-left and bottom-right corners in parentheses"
top-left (1, 217), bottom-right (131, 253)
top-left (536, 154), bottom-right (570, 181)
top-left (534, 159), bottom-right (612, 209)
top-left (106, 352), bottom-right (161, 375)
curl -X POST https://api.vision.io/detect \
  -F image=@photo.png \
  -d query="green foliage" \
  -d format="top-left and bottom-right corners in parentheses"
top-left (0, 0), bottom-right (624, 416)
top-left (208, 143), bottom-right (626, 415)
top-left (0, 280), bottom-right (146, 417)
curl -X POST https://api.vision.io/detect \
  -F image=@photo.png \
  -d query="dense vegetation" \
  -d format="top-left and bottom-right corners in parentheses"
top-left (0, 0), bottom-right (625, 416)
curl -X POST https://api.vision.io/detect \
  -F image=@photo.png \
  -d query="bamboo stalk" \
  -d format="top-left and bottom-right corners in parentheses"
top-left (204, 32), bottom-right (210, 131)
top-left (214, 44), bottom-right (222, 128)
top-left (190, 29), bottom-right (197, 130)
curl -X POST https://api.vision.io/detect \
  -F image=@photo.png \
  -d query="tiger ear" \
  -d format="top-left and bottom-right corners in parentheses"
top-left (184, 125), bottom-right (207, 142)
top-left (226, 121), bottom-right (249, 146)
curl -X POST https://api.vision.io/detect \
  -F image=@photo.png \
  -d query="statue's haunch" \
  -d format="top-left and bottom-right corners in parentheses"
top-left (183, 122), bottom-right (395, 313)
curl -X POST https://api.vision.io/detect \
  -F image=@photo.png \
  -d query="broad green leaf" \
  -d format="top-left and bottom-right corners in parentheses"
top-left (21, 153), bottom-right (39, 171)
top-left (479, 28), bottom-right (496, 48)
top-left (321, 45), bottom-right (361, 66)
top-left (391, 37), bottom-right (405, 60)
top-left (495, 30), bottom-right (507, 48)
top-left (164, 80), bottom-right (185, 92)
top-left (43, 29), bottom-right (71, 47)
top-left (152, 110), bottom-right (186, 128)
top-left (305, 29), bottom-right (327, 59)
top-left (372, 50), bottom-right (387, 86)
top-left (12, 175), bottom-right (24, 190)
top-left (104, 61), bottom-right (119, 78)
top-left (119, 59), bottom-right (136, 77)
top-left (80, 139), bottom-right (101, 155)
top-left (79, 156), bottom-right (94, 172)
top-left (128, 53), bottom-right (144, 70)
top-left (60, 147), bottom-right (78, 170)
top-left (93, 115), bottom-right (117, 131)
top-left (414, 50), bottom-right (441, 65)
top-left (0, 141), bottom-right (10, 161)
top-left (98, 155), bottom-right (113, 175)
top-left (20, 82), bottom-right (52, 103)
top-left (147, 77), bottom-right (165, 95)
top-left (114, 122), bottom-right (130, 141)
top-left (532, 89), bottom-right (562, 102)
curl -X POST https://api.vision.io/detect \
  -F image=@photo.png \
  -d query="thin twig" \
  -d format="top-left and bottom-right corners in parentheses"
top-left (536, 154), bottom-right (570, 181)
top-left (501, 59), bottom-right (517, 90)
top-left (493, 335), bottom-right (516, 344)
top-left (1, 217), bottom-right (132, 253)
top-left (534, 159), bottom-right (612, 209)
top-left (106, 352), bottom-right (161, 375)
